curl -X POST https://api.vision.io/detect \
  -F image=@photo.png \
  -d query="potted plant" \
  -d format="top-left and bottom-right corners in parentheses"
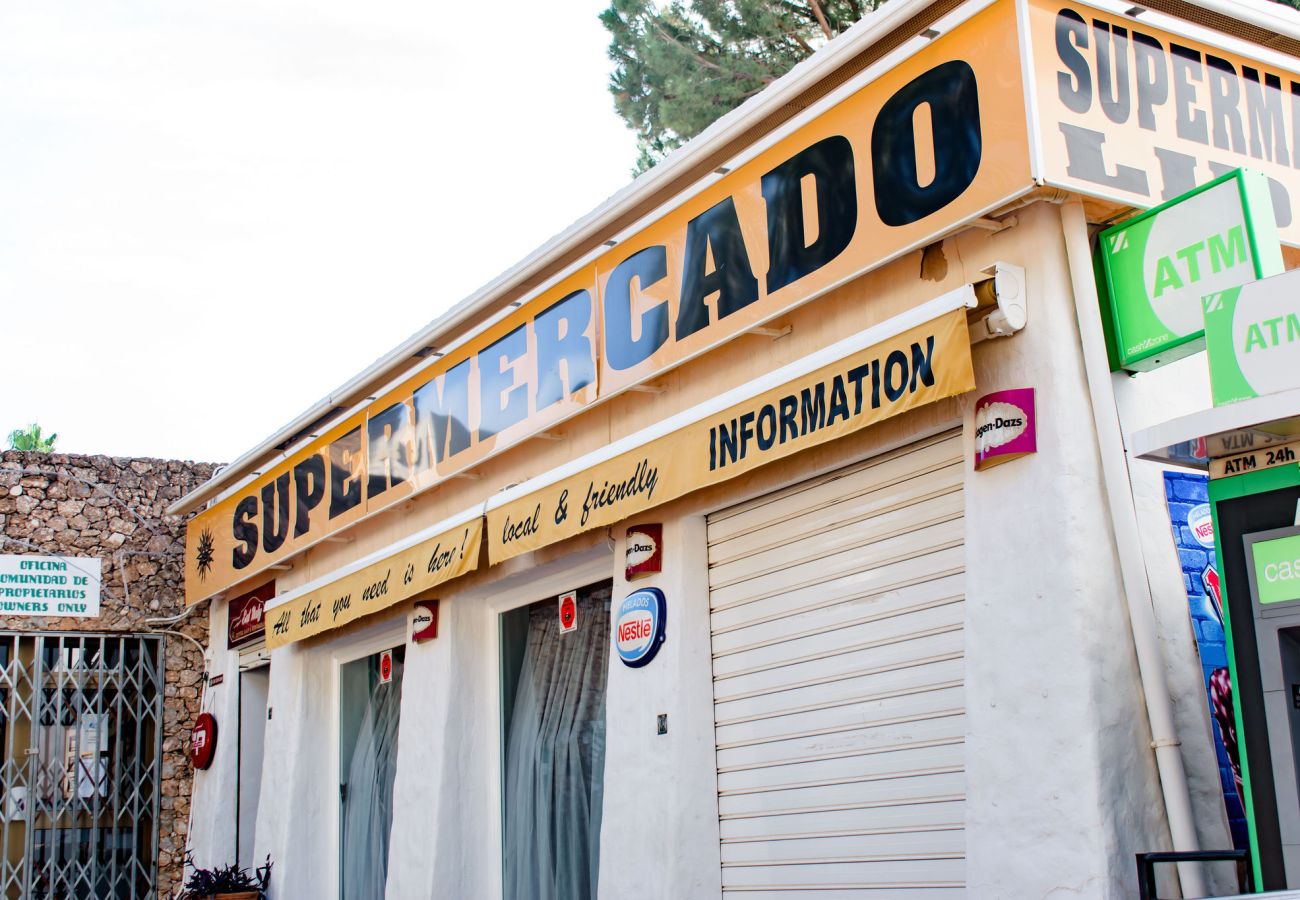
top-left (180, 853), bottom-right (271, 900)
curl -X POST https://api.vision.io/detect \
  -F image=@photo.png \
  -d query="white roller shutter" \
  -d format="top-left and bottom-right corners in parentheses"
top-left (707, 431), bottom-right (966, 899)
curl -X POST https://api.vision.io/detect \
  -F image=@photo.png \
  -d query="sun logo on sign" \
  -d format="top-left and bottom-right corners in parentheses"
top-left (195, 527), bottom-right (215, 582)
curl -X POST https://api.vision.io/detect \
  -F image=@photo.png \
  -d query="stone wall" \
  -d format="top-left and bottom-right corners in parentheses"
top-left (0, 450), bottom-right (218, 899)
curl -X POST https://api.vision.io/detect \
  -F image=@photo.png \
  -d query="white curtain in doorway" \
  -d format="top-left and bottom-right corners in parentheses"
top-left (503, 593), bottom-right (610, 900)
top-left (342, 660), bottom-right (403, 900)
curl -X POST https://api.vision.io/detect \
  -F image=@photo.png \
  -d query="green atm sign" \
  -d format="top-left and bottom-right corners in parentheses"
top-left (1097, 169), bottom-right (1283, 372)
top-left (1203, 267), bottom-right (1300, 405)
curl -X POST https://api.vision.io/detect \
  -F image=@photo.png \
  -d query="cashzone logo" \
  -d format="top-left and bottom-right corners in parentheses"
top-left (1251, 532), bottom-right (1300, 606)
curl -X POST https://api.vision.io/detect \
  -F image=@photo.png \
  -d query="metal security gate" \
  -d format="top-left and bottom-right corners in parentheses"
top-left (707, 431), bottom-right (966, 898)
top-left (0, 633), bottom-right (165, 899)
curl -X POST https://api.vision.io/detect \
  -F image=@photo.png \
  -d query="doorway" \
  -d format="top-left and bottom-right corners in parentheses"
top-left (499, 581), bottom-right (611, 900)
top-left (338, 646), bottom-right (404, 900)
top-left (236, 661), bottom-right (269, 871)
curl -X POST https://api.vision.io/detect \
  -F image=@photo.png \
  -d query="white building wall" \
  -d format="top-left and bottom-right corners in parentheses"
top-left (383, 590), bottom-right (477, 899)
top-left (958, 201), bottom-right (1169, 897)
top-left (597, 514), bottom-right (722, 900)
top-left (186, 200), bottom-right (1239, 900)
top-left (250, 628), bottom-right (349, 900)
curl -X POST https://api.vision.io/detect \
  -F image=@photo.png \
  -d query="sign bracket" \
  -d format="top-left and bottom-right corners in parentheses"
top-left (744, 325), bottom-right (793, 340)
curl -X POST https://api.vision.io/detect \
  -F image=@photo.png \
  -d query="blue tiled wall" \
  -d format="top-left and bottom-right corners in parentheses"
top-left (1164, 471), bottom-right (1249, 849)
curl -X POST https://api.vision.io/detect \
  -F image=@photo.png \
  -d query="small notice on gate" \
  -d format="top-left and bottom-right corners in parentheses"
top-left (0, 555), bottom-right (102, 618)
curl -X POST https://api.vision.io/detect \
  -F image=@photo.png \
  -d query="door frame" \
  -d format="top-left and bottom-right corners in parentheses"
top-left (234, 648), bottom-right (270, 870)
top-left (328, 617), bottom-right (407, 900)
top-left (474, 547), bottom-right (614, 900)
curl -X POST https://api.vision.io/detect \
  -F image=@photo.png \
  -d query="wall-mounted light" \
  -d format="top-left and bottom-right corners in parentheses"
top-left (968, 262), bottom-right (1027, 344)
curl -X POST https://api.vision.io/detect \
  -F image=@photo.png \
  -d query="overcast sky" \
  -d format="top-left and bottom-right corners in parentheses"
top-left (0, 0), bottom-right (638, 462)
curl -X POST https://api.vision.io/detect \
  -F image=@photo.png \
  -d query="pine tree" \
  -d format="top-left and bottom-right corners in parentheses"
top-left (601, 0), bottom-right (880, 172)
top-left (603, 0), bottom-right (1300, 172)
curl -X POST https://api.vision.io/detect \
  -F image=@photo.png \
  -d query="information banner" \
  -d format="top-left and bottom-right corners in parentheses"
top-left (0, 555), bottom-right (102, 618)
top-left (488, 309), bottom-right (974, 562)
top-left (265, 518), bottom-right (481, 649)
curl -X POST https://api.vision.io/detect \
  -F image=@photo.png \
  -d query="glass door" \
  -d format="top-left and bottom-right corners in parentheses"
top-left (236, 662), bottom-right (269, 871)
top-left (338, 646), bottom-right (404, 900)
top-left (500, 581), bottom-right (611, 900)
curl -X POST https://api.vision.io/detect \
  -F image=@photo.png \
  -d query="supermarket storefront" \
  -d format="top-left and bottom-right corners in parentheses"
top-left (175, 0), bottom-right (1300, 895)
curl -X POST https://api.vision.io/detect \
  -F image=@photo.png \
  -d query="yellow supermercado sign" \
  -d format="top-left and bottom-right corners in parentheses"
top-left (264, 518), bottom-right (481, 649)
top-left (488, 309), bottom-right (975, 562)
top-left (1030, 0), bottom-right (1300, 243)
top-left (186, 0), bottom-right (1031, 604)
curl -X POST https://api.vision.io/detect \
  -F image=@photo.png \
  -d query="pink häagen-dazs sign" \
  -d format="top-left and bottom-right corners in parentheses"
top-left (973, 388), bottom-right (1036, 471)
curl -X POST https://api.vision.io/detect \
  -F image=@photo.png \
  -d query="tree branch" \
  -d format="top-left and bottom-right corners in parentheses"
top-left (777, 0), bottom-right (816, 25)
top-left (807, 0), bottom-right (834, 39)
top-left (650, 18), bottom-right (726, 73)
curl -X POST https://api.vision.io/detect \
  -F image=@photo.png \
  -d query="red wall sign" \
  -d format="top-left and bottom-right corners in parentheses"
top-left (190, 713), bottom-right (218, 771)
top-left (625, 524), bottom-right (663, 581)
top-left (379, 649), bottom-right (394, 684)
top-left (411, 599), bottom-right (439, 643)
top-left (558, 591), bottom-right (578, 633)
top-left (227, 581), bottom-right (275, 649)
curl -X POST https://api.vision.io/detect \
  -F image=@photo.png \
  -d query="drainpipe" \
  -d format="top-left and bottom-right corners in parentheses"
top-left (1059, 199), bottom-right (1208, 898)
